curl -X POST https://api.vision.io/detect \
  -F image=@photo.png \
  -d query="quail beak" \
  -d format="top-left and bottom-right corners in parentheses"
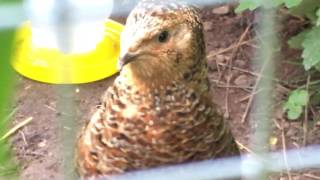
top-left (117, 52), bottom-right (140, 70)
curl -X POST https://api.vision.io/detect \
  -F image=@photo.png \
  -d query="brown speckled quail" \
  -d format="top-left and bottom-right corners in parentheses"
top-left (76, 0), bottom-right (240, 178)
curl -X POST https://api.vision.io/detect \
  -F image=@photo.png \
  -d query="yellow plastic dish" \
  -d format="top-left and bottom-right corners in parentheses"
top-left (11, 19), bottom-right (124, 84)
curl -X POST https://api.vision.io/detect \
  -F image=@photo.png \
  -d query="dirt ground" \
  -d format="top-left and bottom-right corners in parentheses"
top-left (8, 4), bottom-right (320, 180)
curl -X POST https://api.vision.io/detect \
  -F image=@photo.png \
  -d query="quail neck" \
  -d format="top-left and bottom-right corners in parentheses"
top-left (117, 0), bottom-right (208, 93)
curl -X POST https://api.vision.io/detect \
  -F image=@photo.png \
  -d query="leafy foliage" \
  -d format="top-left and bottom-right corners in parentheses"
top-left (237, 0), bottom-right (320, 71)
top-left (284, 0), bottom-right (303, 8)
top-left (236, 0), bottom-right (320, 120)
top-left (0, 28), bottom-right (19, 179)
top-left (235, 0), bottom-right (263, 13)
top-left (287, 30), bottom-right (308, 49)
top-left (284, 89), bottom-right (309, 120)
top-left (0, 1), bottom-right (22, 178)
top-left (302, 26), bottom-right (320, 70)
top-left (235, 0), bottom-right (302, 13)
top-left (288, 0), bottom-right (320, 23)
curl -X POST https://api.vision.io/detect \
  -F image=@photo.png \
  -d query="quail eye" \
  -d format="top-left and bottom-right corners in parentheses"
top-left (157, 30), bottom-right (169, 43)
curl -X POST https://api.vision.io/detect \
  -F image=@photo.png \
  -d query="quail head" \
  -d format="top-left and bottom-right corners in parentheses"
top-left (76, 0), bottom-right (240, 178)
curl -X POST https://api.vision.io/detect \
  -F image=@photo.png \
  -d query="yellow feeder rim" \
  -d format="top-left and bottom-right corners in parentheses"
top-left (11, 19), bottom-right (124, 84)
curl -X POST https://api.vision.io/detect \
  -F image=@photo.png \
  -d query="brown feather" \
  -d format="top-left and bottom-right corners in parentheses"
top-left (76, 0), bottom-right (240, 179)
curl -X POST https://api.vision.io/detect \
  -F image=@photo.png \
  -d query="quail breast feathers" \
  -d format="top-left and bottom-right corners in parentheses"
top-left (76, 0), bottom-right (240, 178)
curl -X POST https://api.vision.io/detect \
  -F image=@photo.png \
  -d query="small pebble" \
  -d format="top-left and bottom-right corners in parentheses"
top-left (234, 74), bottom-right (249, 86)
top-left (203, 21), bottom-right (213, 31)
top-left (38, 140), bottom-right (47, 148)
top-left (212, 5), bottom-right (230, 15)
top-left (286, 129), bottom-right (297, 137)
top-left (234, 59), bottom-right (246, 67)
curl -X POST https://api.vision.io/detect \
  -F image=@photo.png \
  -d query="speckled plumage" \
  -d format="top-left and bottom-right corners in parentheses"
top-left (76, 0), bottom-right (240, 178)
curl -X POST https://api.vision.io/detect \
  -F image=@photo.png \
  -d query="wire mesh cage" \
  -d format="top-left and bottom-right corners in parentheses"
top-left (0, 0), bottom-right (320, 180)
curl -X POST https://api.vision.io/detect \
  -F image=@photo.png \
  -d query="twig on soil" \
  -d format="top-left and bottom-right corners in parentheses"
top-left (240, 81), bottom-right (260, 123)
top-left (44, 104), bottom-right (57, 112)
top-left (309, 105), bottom-right (319, 126)
top-left (240, 48), bottom-right (271, 123)
top-left (207, 27), bottom-right (281, 62)
top-left (240, 90), bottom-right (257, 123)
top-left (224, 75), bottom-right (232, 119)
top-left (303, 75), bottom-right (311, 146)
top-left (292, 142), bottom-right (300, 149)
top-left (214, 83), bottom-right (253, 91)
top-left (206, 26), bottom-right (252, 61)
top-left (19, 130), bottom-right (28, 146)
top-left (217, 62), bottom-right (257, 76)
top-left (212, 79), bottom-right (253, 92)
top-left (219, 25), bottom-right (252, 81)
top-left (221, 24), bottom-right (248, 114)
top-left (278, 8), bottom-right (306, 22)
top-left (236, 89), bottom-right (263, 103)
top-left (273, 118), bottom-right (282, 130)
top-left (245, 43), bottom-right (259, 49)
top-left (297, 79), bottom-right (320, 89)
top-left (215, 57), bottom-right (222, 79)
top-left (216, 62), bottom-right (285, 85)
top-left (207, 40), bottom-right (252, 60)
top-left (0, 117), bottom-right (33, 141)
top-left (235, 140), bottom-right (253, 154)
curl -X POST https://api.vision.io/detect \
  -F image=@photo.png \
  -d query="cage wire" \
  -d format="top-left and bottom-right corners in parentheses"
top-left (52, 0), bottom-right (78, 179)
top-left (1, 0), bottom-right (320, 179)
top-left (0, 3), bottom-right (25, 29)
top-left (106, 145), bottom-right (320, 180)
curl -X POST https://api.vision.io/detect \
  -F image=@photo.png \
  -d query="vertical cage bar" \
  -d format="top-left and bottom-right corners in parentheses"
top-left (52, 0), bottom-right (78, 179)
top-left (247, 6), bottom-right (277, 180)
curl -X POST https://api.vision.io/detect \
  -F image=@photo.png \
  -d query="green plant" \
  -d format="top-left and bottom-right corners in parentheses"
top-left (284, 89), bottom-right (309, 120)
top-left (0, 1), bottom-right (23, 178)
top-left (237, 0), bottom-right (320, 70)
top-left (236, 0), bottom-right (320, 120)
top-left (0, 28), bottom-right (19, 179)
top-left (235, 0), bottom-right (302, 12)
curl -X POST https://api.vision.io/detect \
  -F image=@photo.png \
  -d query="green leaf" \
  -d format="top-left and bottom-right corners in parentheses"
top-left (315, 62), bottom-right (320, 71)
top-left (262, 0), bottom-right (282, 8)
top-left (289, 0), bottom-right (320, 23)
top-left (310, 89), bottom-right (320, 106)
top-left (288, 30), bottom-right (309, 49)
top-left (284, 89), bottom-right (309, 120)
top-left (272, 0), bottom-right (285, 7)
top-left (292, 89), bottom-right (309, 106)
top-left (316, 8), bottom-right (320, 26)
top-left (287, 105), bottom-right (303, 120)
top-left (235, 0), bottom-right (284, 13)
top-left (302, 26), bottom-right (320, 70)
top-left (283, 0), bottom-right (302, 8)
top-left (235, 0), bottom-right (263, 13)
